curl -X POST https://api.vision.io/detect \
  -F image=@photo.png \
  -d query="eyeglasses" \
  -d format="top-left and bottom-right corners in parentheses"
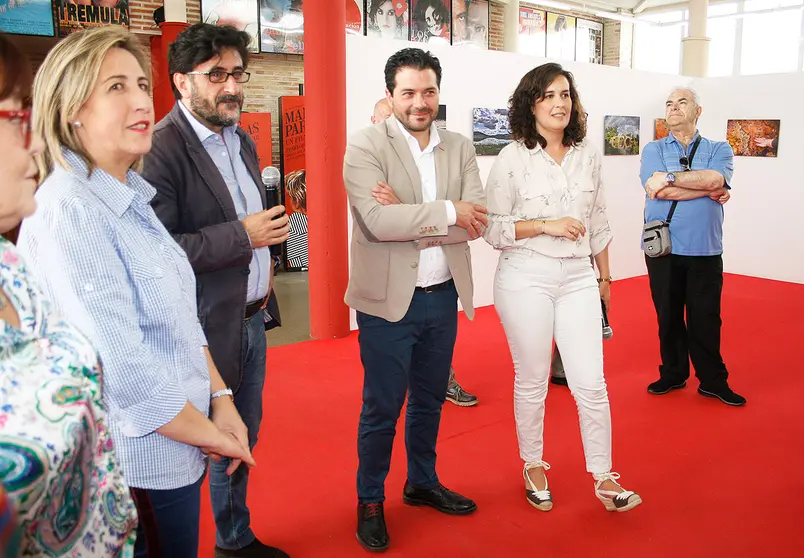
top-left (186, 70), bottom-right (251, 84)
top-left (0, 109), bottom-right (31, 149)
top-left (679, 156), bottom-right (690, 171)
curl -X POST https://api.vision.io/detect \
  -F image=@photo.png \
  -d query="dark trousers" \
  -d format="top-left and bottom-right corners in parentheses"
top-left (356, 283), bottom-right (459, 504)
top-left (645, 254), bottom-right (729, 389)
top-left (131, 473), bottom-right (204, 558)
top-left (209, 311), bottom-right (267, 550)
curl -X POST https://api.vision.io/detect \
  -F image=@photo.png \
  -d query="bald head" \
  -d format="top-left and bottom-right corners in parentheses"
top-left (371, 97), bottom-right (393, 124)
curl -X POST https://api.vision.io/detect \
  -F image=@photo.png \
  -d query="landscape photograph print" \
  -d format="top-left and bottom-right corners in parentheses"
top-left (604, 115), bottom-right (640, 156)
top-left (473, 108), bottom-right (512, 156)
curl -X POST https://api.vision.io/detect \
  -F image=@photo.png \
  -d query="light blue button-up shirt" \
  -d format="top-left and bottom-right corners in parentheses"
top-left (18, 150), bottom-right (211, 490)
top-left (178, 101), bottom-right (271, 303)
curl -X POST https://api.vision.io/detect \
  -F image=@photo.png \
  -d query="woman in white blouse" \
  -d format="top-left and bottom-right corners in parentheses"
top-left (484, 63), bottom-right (641, 513)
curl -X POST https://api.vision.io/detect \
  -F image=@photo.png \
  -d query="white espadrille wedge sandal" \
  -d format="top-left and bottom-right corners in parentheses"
top-left (593, 472), bottom-right (642, 513)
top-left (523, 461), bottom-right (553, 511)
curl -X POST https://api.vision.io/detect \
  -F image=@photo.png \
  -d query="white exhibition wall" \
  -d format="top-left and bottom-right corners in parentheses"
top-left (696, 73), bottom-right (804, 285)
top-left (344, 35), bottom-right (802, 328)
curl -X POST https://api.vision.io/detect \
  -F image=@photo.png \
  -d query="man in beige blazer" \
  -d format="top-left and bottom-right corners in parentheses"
top-left (370, 96), bottom-right (479, 408)
top-left (344, 48), bottom-right (487, 553)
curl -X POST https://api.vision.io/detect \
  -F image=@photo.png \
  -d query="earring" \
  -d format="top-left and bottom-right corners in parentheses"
top-left (73, 121), bottom-right (82, 128)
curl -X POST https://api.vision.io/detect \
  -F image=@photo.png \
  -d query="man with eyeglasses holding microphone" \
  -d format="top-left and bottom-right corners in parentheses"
top-left (143, 23), bottom-right (290, 558)
top-left (640, 86), bottom-right (745, 407)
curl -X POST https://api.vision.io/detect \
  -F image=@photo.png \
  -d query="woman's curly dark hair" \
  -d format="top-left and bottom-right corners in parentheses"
top-left (508, 63), bottom-right (587, 150)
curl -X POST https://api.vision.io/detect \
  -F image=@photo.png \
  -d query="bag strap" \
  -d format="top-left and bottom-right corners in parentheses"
top-left (665, 136), bottom-right (702, 224)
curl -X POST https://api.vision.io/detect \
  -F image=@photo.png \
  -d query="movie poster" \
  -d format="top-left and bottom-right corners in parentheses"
top-left (58, 0), bottom-right (129, 37)
top-left (575, 19), bottom-right (602, 64)
top-left (435, 104), bottom-right (447, 131)
top-left (239, 112), bottom-right (273, 170)
top-left (452, 0), bottom-right (488, 49)
top-left (364, 0), bottom-right (409, 40)
top-left (279, 96), bottom-right (307, 271)
top-left (518, 7), bottom-right (546, 57)
top-left (0, 0), bottom-right (55, 37)
top-left (346, 0), bottom-right (362, 36)
top-left (546, 12), bottom-right (575, 61)
top-left (410, 0), bottom-right (450, 45)
top-left (260, 0), bottom-right (303, 53)
top-left (203, 0), bottom-right (259, 53)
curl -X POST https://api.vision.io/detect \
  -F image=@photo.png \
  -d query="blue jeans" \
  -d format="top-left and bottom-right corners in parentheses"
top-left (356, 283), bottom-right (458, 503)
top-left (132, 473), bottom-right (204, 558)
top-left (209, 312), bottom-right (267, 550)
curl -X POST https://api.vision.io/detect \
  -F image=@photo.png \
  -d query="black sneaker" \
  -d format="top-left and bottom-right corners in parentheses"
top-left (698, 386), bottom-right (746, 406)
top-left (647, 378), bottom-right (687, 395)
top-left (446, 380), bottom-right (478, 407)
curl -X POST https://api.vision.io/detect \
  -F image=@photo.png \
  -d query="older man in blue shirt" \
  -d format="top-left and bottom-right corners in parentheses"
top-left (640, 87), bottom-right (746, 407)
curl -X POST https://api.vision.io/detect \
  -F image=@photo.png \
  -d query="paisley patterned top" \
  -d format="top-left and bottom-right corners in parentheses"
top-left (0, 238), bottom-right (137, 557)
top-left (483, 139), bottom-right (613, 258)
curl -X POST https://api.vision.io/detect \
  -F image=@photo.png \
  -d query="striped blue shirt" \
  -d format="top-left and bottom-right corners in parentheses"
top-left (18, 150), bottom-right (211, 490)
top-left (640, 132), bottom-right (734, 256)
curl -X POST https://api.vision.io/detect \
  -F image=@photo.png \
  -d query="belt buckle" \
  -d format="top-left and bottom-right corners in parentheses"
top-left (422, 285), bottom-right (435, 294)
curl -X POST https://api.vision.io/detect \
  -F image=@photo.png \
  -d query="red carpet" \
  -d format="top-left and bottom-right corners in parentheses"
top-left (199, 274), bottom-right (804, 557)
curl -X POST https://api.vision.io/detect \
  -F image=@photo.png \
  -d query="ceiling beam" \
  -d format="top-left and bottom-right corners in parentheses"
top-left (633, 0), bottom-right (652, 14)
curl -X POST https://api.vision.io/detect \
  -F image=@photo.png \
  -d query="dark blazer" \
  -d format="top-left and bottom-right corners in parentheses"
top-left (142, 102), bottom-right (281, 392)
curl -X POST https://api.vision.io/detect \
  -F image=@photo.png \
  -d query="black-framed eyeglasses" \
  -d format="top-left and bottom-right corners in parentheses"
top-left (0, 109), bottom-right (31, 149)
top-left (186, 70), bottom-right (251, 84)
top-left (679, 156), bottom-right (690, 171)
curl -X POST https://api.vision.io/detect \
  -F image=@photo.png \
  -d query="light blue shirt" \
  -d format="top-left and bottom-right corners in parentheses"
top-left (179, 101), bottom-right (271, 303)
top-left (18, 150), bottom-right (211, 490)
top-left (640, 131), bottom-right (734, 256)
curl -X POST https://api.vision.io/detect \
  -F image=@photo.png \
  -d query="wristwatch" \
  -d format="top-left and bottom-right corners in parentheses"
top-left (665, 172), bottom-right (677, 184)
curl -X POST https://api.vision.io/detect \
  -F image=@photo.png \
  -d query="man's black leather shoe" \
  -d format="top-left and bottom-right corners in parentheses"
top-left (647, 378), bottom-right (687, 395)
top-left (214, 539), bottom-right (289, 557)
top-left (402, 482), bottom-right (477, 515)
top-left (356, 503), bottom-right (389, 552)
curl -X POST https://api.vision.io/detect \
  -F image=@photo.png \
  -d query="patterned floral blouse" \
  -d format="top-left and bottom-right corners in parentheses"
top-left (483, 139), bottom-right (613, 258)
top-left (0, 238), bottom-right (137, 557)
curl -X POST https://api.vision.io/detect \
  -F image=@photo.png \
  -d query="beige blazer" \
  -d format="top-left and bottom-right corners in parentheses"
top-left (343, 116), bottom-right (485, 322)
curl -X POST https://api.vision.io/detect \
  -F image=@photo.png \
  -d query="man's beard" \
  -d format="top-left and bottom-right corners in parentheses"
top-left (397, 107), bottom-right (434, 133)
top-left (190, 86), bottom-right (243, 128)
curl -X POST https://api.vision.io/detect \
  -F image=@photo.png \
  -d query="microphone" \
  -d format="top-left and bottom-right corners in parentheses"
top-left (601, 299), bottom-right (613, 340)
top-left (261, 166), bottom-right (281, 208)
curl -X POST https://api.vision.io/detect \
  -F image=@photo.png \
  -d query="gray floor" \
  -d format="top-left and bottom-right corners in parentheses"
top-left (267, 270), bottom-right (311, 347)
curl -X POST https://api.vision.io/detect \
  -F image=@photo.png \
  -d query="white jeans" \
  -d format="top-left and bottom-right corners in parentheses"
top-left (494, 250), bottom-right (612, 474)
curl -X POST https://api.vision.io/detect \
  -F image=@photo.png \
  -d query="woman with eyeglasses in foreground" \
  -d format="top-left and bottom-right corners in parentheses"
top-left (0, 33), bottom-right (138, 556)
top-left (17, 27), bottom-right (255, 558)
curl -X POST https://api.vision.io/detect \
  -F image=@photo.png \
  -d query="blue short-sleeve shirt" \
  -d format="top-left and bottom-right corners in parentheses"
top-left (640, 131), bottom-right (734, 256)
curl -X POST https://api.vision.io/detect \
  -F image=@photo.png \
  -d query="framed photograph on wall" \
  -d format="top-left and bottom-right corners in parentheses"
top-left (203, 0), bottom-right (259, 53)
top-left (410, 0), bottom-right (450, 44)
top-left (518, 7), bottom-right (546, 57)
top-left (604, 115), bottom-right (640, 156)
top-left (654, 118), bottom-right (669, 140)
top-left (575, 19), bottom-right (602, 64)
top-left (260, 0), bottom-right (304, 53)
top-left (364, 0), bottom-right (409, 40)
top-left (546, 12), bottom-right (575, 61)
top-left (452, 0), bottom-right (488, 49)
top-left (726, 119), bottom-right (780, 157)
top-left (435, 105), bottom-right (447, 130)
top-left (0, 0), bottom-right (56, 37)
top-left (473, 108), bottom-right (513, 156)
